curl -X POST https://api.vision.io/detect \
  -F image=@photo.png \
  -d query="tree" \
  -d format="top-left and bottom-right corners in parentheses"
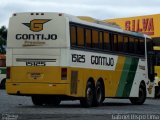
top-left (0, 26), bottom-right (7, 54)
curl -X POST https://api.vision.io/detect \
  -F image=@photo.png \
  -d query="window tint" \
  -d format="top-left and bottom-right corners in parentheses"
top-left (99, 32), bottom-right (103, 49)
top-left (86, 29), bottom-right (91, 48)
top-left (118, 35), bottom-right (123, 51)
top-left (139, 39), bottom-right (145, 55)
top-left (113, 34), bottom-right (118, 51)
top-left (147, 39), bottom-right (153, 52)
top-left (77, 27), bottom-right (84, 47)
top-left (92, 30), bottom-right (99, 48)
top-left (70, 26), bottom-right (76, 46)
top-left (134, 38), bottom-right (139, 53)
top-left (103, 32), bottom-right (110, 50)
top-left (123, 36), bottom-right (129, 52)
top-left (70, 23), bottom-right (145, 57)
top-left (129, 37), bottom-right (134, 53)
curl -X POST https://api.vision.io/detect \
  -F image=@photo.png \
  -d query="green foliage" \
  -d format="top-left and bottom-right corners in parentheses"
top-left (0, 26), bottom-right (7, 54)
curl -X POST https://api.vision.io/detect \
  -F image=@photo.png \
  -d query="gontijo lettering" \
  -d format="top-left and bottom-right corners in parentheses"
top-left (16, 34), bottom-right (57, 40)
top-left (91, 55), bottom-right (114, 66)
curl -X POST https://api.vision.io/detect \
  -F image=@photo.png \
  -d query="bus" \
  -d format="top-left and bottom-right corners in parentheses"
top-left (0, 54), bottom-right (6, 89)
top-left (6, 12), bottom-right (154, 107)
top-left (105, 14), bottom-right (160, 97)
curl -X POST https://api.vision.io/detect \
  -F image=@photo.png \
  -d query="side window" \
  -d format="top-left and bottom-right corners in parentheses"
top-left (70, 23), bottom-right (146, 57)
top-left (139, 39), bottom-right (145, 55)
top-left (70, 26), bottom-right (77, 46)
top-left (92, 29), bottom-right (99, 48)
top-left (103, 32), bottom-right (110, 50)
top-left (134, 38), bottom-right (139, 54)
top-left (113, 34), bottom-right (118, 51)
top-left (147, 39), bottom-right (153, 52)
top-left (123, 36), bottom-right (129, 53)
top-left (86, 29), bottom-right (91, 48)
top-left (118, 35), bottom-right (123, 52)
top-left (77, 27), bottom-right (84, 47)
top-left (129, 37), bottom-right (135, 53)
top-left (99, 32), bottom-right (103, 49)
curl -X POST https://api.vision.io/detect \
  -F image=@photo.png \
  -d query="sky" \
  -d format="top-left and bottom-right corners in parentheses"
top-left (0, 0), bottom-right (160, 27)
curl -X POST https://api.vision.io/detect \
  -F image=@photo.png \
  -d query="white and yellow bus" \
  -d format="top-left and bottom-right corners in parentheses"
top-left (6, 12), bottom-right (155, 107)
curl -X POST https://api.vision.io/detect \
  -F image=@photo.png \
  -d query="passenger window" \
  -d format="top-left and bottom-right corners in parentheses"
top-left (99, 32), bottom-right (103, 49)
top-left (129, 37), bottom-right (134, 53)
top-left (118, 35), bottom-right (123, 51)
top-left (112, 34), bottom-right (118, 51)
top-left (134, 38), bottom-right (139, 53)
top-left (103, 32), bottom-right (110, 50)
top-left (139, 39), bottom-right (145, 55)
top-left (123, 36), bottom-right (129, 52)
top-left (77, 27), bottom-right (84, 47)
top-left (86, 29), bottom-right (91, 48)
top-left (92, 30), bottom-right (99, 48)
top-left (70, 26), bottom-right (77, 46)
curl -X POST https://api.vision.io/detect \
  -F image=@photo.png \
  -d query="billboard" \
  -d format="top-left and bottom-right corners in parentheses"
top-left (105, 14), bottom-right (160, 38)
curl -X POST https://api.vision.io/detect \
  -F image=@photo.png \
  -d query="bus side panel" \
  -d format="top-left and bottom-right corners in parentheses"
top-left (129, 59), bottom-right (155, 98)
top-left (67, 67), bottom-right (84, 97)
top-left (104, 56), bottom-right (125, 97)
top-left (68, 55), bottom-right (128, 98)
top-left (116, 57), bottom-right (139, 97)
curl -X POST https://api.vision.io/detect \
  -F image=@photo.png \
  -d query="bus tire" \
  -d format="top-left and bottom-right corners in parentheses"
top-left (0, 79), bottom-right (6, 89)
top-left (94, 81), bottom-right (104, 106)
top-left (80, 81), bottom-right (94, 107)
top-left (129, 83), bottom-right (146, 105)
top-left (50, 97), bottom-right (61, 106)
top-left (31, 96), bottom-right (44, 106)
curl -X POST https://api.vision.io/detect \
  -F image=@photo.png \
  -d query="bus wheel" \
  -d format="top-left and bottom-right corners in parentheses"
top-left (51, 97), bottom-right (61, 106)
top-left (129, 83), bottom-right (146, 105)
top-left (95, 81), bottom-right (104, 106)
top-left (31, 96), bottom-right (44, 106)
top-left (80, 82), bottom-right (94, 107)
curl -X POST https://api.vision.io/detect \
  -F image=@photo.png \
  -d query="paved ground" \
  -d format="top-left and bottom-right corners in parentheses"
top-left (0, 90), bottom-right (160, 120)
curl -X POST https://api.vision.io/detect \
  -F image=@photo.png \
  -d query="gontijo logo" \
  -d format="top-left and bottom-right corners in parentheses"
top-left (16, 19), bottom-right (58, 41)
top-left (23, 19), bottom-right (51, 32)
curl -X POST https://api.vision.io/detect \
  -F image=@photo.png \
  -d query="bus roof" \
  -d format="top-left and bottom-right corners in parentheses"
top-left (65, 13), bottom-right (150, 38)
top-left (11, 12), bottom-right (150, 39)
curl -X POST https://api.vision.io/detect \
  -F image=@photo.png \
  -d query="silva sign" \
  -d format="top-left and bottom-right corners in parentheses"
top-left (125, 18), bottom-right (154, 35)
top-left (15, 19), bottom-right (57, 40)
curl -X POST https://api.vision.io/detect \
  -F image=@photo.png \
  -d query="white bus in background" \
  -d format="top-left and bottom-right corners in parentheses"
top-left (6, 12), bottom-right (155, 107)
